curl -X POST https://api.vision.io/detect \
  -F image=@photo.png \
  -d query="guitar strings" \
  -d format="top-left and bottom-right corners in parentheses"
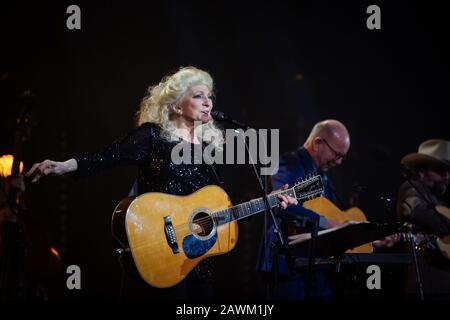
top-left (169, 189), bottom-right (319, 234)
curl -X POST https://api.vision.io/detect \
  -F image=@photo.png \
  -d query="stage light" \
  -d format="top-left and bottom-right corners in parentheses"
top-left (0, 154), bottom-right (24, 177)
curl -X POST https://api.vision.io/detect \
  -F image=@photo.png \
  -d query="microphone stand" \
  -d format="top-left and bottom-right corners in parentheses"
top-left (371, 151), bottom-right (426, 301)
top-left (405, 229), bottom-right (424, 301)
top-left (356, 148), bottom-right (426, 300)
top-left (213, 113), bottom-right (285, 299)
top-left (402, 170), bottom-right (427, 301)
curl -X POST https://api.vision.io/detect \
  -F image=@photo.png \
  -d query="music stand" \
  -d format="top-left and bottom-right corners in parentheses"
top-left (287, 221), bottom-right (405, 259)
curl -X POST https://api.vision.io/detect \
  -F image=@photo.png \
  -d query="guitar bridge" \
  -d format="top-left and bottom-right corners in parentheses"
top-left (164, 216), bottom-right (179, 254)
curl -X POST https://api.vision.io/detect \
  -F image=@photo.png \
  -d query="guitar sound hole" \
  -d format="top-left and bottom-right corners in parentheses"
top-left (192, 212), bottom-right (214, 237)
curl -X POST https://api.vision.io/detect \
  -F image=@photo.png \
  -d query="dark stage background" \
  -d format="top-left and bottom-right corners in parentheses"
top-left (1, 1), bottom-right (449, 299)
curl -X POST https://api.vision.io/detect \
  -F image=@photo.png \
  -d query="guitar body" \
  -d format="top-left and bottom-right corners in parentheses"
top-left (112, 185), bottom-right (237, 288)
top-left (437, 236), bottom-right (450, 261)
top-left (435, 206), bottom-right (450, 261)
top-left (302, 197), bottom-right (373, 253)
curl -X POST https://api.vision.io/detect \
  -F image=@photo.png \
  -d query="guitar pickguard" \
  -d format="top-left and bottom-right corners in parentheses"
top-left (182, 233), bottom-right (217, 259)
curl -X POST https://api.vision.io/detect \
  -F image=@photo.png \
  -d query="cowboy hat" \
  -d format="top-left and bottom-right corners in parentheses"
top-left (401, 139), bottom-right (450, 169)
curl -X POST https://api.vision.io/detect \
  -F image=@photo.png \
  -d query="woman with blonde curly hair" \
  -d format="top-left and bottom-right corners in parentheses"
top-left (137, 66), bottom-right (223, 147)
top-left (25, 66), bottom-right (296, 299)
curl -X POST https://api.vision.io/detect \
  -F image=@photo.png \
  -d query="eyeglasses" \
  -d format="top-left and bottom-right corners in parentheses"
top-left (321, 138), bottom-right (346, 162)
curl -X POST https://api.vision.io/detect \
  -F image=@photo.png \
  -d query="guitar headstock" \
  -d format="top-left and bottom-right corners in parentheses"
top-left (293, 174), bottom-right (324, 204)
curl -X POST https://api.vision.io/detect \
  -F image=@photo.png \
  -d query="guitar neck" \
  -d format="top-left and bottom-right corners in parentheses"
top-left (211, 188), bottom-right (313, 226)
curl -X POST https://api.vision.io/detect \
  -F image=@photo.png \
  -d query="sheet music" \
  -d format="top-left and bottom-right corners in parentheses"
top-left (288, 221), bottom-right (366, 245)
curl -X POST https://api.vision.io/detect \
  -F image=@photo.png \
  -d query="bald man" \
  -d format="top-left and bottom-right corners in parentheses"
top-left (303, 119), bottom-right (350, 174)
top-left (258, 119), bottom-right (350, 300)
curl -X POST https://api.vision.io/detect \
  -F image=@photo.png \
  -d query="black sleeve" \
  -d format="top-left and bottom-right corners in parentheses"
top-left (409, 204), bottom-right (450, 237)
top-left (72, 123), bottom-right (154, 178)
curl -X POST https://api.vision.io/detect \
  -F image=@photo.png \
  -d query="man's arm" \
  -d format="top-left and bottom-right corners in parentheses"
top-left (398, 187), bottom-right (450, 237)
top-left (272, 158), bottom-right (328, 229)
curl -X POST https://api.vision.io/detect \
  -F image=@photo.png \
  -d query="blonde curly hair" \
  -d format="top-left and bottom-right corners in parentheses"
top-left (136, 66), bottom-right (223, 147)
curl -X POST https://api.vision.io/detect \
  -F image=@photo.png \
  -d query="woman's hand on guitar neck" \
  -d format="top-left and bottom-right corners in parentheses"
top-left (275, 184), bottom-right (298, 209)
top-left (25, 159), bottom-right (78, 183)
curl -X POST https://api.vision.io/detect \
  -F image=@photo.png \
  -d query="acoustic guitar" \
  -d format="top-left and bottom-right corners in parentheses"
top-left (111, 174), bottom-right (324, 288)
top-left (295, 196), bottom-right (373, 253)
top-left (435, 205), bottom-right (450, 261)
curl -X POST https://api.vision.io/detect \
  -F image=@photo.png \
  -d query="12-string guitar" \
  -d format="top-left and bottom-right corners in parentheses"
top-left (111, 174), bottom-right (324, 288)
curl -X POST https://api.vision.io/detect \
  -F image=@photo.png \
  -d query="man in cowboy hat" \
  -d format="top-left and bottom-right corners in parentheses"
top-left (397, 139), bottom-right (450, 237)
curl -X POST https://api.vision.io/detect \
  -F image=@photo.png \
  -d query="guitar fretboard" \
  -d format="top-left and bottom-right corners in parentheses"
top-left (212, 189), bottom-right (297, 226)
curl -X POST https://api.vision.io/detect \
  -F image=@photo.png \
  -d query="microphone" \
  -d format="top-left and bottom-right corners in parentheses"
top-left (211, 110), bottom-right (251, 129)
